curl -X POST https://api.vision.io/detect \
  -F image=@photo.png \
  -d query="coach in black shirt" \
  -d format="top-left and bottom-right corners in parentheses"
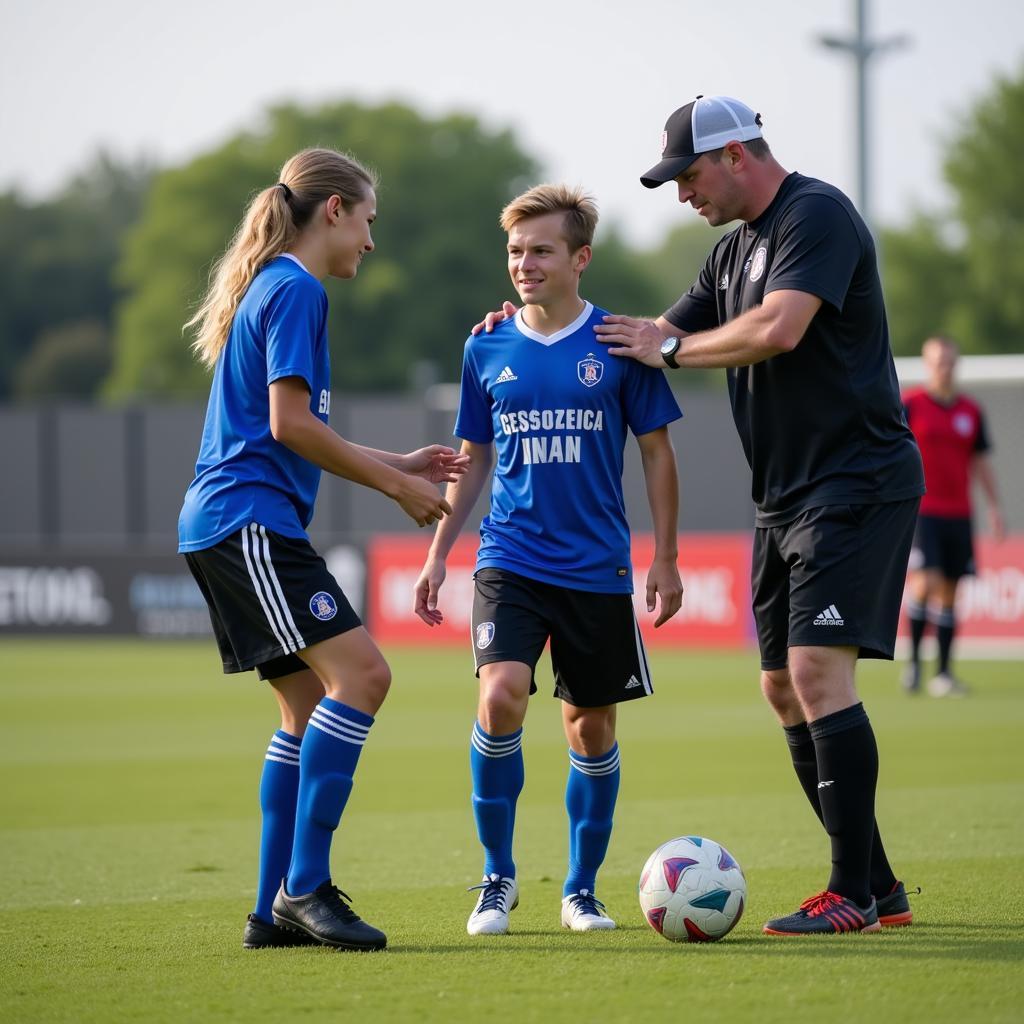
top-left (596, 95), bottom-right (925, 936)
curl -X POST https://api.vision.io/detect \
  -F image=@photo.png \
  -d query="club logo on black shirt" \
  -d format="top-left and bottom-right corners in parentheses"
top-left (749, 246), bottom-right (767, 282)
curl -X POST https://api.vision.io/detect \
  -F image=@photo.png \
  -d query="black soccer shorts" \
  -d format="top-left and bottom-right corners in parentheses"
top-left (752, 499), bottom-right (920, 670)
top-left (908, 514), bottom-right (976, 581)
top-left (184, 523), bottom-right (361, 681)
top-left (470, 567), bottom-right (653, 707)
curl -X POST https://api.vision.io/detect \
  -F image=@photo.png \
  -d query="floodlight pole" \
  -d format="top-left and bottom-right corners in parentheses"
top-left (817, 0), bottom-right (909, 235)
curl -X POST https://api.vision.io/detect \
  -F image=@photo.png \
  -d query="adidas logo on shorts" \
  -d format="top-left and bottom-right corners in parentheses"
top-left (813, 604), bottom-right (845, 626)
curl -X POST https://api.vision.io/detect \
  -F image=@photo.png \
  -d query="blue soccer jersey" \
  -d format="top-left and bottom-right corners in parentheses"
top-left (178, 255), bottom-right (332, 553)
top-left (456, 302), bottom-right (682, 593)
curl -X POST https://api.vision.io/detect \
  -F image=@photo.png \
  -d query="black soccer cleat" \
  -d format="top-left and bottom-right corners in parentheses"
top-left (763, 891), bottom-right (881, 935)
top-left (273, 880), bottom-right (387, 951)
top-left (242, 912), bottom-right (320, 949)
top-left (876, 880), bottom-right (918, 927)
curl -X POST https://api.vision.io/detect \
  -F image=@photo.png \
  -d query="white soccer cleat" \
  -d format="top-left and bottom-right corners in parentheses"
top-left (561, 890), bottom-right (616, 931)
top-left (927, 673), bottom-right (969, 698)
top-left (466, 874), bottom-right (519, 935)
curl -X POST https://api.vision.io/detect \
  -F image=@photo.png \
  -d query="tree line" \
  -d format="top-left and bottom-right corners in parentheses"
top-left (2, 69), bottom-right (1022, 402)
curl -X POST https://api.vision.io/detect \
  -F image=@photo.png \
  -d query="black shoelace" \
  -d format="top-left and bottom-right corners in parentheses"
top-left (467, 875), bottom-right (512, 913)
top-left (567, 891), bottom-right (606, 917)
top-left (318, 883), bottom-right (360, 923)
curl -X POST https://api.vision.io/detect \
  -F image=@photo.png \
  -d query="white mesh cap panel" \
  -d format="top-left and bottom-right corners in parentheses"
top-left (691, 97), bottom-right (763, 152)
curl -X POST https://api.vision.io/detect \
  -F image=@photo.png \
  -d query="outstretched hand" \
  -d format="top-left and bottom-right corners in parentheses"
top-left (471, 301), bottom-right (518, 336)
top-left (401, 445), bottom-right (471, 484)
top-left (395, 474), bottom-right (453, 528)
top-left (593, 315), bottom-right (667, 367)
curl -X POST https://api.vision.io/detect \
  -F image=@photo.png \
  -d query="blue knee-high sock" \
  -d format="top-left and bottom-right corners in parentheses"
top-left (253, 730), bottom-right (302, 922)
top-left (286, 698), bottom-right (373, 896)
top-left (470, 722), bottom-right (524, 879)
top-left (564, 743), bottom-right (620, 897)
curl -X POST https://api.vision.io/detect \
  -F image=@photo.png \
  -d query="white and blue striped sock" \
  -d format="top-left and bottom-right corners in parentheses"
top-left (286, 698), bottom-right (373, 896)
top-left (564, 743), bottom-right (621, 897)
top-left (470, 722), bottom-right (524, 879)
top-left (254, 730), bottom-right (301, 922)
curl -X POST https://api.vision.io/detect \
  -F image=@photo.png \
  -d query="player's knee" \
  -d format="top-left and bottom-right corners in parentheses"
top-left (479, 676), bottom-right (528, 732)
top-left (304, 773), bottom-right (353, 830)
top-left (364, 659), bottom-right (392, 706)
top-left (760, 669), bottom-right (797, 716)
top-left (326, 657), bottom-right (391, 713)
top-left (565, 712), bottom-right (615, 757)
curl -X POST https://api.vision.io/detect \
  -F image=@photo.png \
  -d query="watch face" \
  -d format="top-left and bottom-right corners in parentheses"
top-left (660, 337), bottom-right (678, 355)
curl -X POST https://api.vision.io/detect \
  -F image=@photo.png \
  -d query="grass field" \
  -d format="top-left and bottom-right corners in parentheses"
top-left (1, 640), bottom-right (1022, 1024)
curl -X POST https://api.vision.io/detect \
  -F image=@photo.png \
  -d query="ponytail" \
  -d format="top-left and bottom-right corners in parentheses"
top-left (185, 148), bottom-right (376, 368)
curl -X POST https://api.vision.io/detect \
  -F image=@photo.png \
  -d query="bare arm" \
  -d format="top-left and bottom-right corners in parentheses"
top-left (593, 290), bottom-right (824, 369)
top-left (349, 442), bottom-right (471, 484)
top-left (269, 377), bottom-right (452, 527)
top-left (414, 440), bottom-right (495, 625)
top-left (636, 426), bottom-right (683, 627)
top-left (973, 452), bottom-right (1006, 541)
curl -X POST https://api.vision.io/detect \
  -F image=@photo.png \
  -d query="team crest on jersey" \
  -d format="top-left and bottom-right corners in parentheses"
top-left (749, 246), bottom-right (768, 282)
top-left (578, 353), bottom-right (604, 387)
top-left (476, 621), bottom-right (495, 649)
top-left (953, 412), bottom-right (974, 437)
top-left (309, 591), bottom-right (337, 621)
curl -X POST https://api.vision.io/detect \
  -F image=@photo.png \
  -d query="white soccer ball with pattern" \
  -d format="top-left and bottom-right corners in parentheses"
top-left (638, 835), bottom-right (746, 942)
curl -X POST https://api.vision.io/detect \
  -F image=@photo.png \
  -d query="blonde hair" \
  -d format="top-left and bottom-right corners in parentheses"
top-left (186, 147), bottom-right (377, 367)
top-left (499, 184), bottom-right (598, 252)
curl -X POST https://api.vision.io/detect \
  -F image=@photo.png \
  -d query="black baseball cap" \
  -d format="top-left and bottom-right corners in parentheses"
top-left (640, 95), bottom-right (764, 188)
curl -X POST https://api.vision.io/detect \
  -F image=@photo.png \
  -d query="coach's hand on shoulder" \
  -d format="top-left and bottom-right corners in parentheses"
top-left (413, 557), bottom-right (447, 626)
top-left (471, 301), bottom-right (518, 336)
top-left (594, 315), bottom-right (667, 367)
top-left (647, 555), bottom-right (684, 628)
top-left (395, 476), bottom-right (453, 529)
top-left (400, 445), bottom-right (471, 484)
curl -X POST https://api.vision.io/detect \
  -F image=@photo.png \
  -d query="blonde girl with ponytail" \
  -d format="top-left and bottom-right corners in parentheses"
top-left (179, 147), bottom-right (468, 951)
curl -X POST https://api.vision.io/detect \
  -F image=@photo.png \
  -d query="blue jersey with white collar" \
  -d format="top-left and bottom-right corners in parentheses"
top-left (178, 255), bottom-right (331, 552)
top-left (456, 302), bottom-right (682, 592)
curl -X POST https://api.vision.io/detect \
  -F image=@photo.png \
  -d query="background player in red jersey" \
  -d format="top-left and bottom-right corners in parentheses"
top-left (902, 335), bottom-right (1005, 697)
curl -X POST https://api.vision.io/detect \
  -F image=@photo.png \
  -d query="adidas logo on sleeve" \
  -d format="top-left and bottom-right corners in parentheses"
top-left (813, 604), bottom-right (845, 626)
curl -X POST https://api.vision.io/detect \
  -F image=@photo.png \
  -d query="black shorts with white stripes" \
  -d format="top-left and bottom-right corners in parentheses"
top-left (471, 567), bottom-right (653, 708)
top-left (184, 523), bottom-right (361, 681)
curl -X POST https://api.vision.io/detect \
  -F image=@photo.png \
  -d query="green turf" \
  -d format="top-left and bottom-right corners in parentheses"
top-left (1, 640), bottom-right (1022, 1023)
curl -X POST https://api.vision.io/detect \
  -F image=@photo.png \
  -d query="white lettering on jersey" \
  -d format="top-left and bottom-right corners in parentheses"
top-left (497, 409), bottom-right (603, 437)
top-left (318, 389), bottom-right (331, 415)
top-left (522, 435), bottom-right (582, 464)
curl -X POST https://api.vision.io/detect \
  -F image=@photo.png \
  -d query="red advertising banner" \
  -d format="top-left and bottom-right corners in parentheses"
top-left (367, 532), bottom-right (1024, 651)
top-left (365, 532), bottom-right (753, 648)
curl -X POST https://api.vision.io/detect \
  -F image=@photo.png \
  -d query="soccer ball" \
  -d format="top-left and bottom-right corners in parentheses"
top-left (638, 835), bottom-right (746, 942)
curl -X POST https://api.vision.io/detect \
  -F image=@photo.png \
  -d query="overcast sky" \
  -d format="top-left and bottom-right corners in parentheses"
top-left (3, 0), bottom-right (1022, 246)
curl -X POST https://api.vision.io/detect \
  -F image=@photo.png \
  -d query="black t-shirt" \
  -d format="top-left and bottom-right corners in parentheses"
top-left (665, 172), bottom-right (924, 526)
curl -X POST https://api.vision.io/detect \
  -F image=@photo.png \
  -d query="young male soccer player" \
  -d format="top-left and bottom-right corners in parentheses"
top-left (902, 335), bottom-right (1004, 696)
top-left (414, 185), bottom-right (683, 934)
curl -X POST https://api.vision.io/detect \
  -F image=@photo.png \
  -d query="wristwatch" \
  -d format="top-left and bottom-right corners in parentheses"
top-left (660, 335), bottom-right (681, 369)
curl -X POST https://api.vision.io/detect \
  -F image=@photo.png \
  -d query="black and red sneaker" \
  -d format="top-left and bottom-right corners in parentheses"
top-left (876, 881), bottom-right (918, 927)
top-left (763, 891), bottom-right (881, 935)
